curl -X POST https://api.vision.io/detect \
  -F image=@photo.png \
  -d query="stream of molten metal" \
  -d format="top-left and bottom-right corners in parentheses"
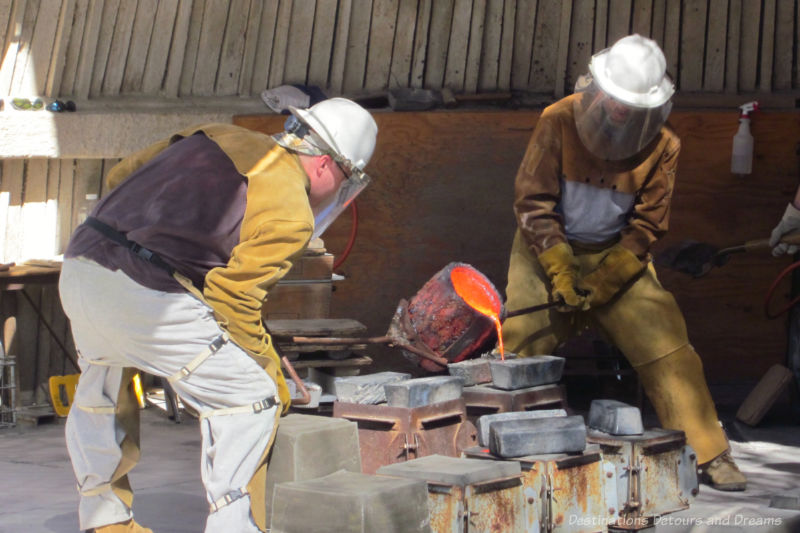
top-left (450, 266), bottom-right (505, 360)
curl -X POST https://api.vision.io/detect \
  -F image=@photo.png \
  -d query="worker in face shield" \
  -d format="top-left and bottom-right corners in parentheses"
top-left (58, 98), bottom-right (378, 533)
top-left (502, 34), bottom-right (746, 491)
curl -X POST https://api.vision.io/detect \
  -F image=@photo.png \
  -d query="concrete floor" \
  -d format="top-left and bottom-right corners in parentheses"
top-left (1, 403), bottom-right (799, 533)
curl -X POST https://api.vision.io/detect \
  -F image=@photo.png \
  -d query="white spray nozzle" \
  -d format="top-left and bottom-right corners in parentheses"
top-left (739, 101), bottom-right (759, 118)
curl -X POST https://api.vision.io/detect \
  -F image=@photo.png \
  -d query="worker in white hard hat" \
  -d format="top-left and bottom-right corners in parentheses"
top-left (58, 97), bottom-right (378, 533)
top-left (502, 34), bottom-right (747, 491)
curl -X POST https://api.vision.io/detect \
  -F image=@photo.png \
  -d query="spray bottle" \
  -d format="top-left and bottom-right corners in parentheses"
top-left (731, 101), bottom-right (759, 176)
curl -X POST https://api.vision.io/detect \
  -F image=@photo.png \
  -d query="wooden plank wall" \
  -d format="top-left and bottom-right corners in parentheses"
top-left (1, 0), bottom-right (800, 403)
top-left (0, 0), bottom-right (796, 101)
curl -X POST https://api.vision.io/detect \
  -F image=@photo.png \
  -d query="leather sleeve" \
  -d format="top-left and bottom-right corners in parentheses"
top-left (203, 145), bottom-right (313, 360)
top-left (513, 110), bottom-right (567, 255)
top-left (203, 219), bottom-right (311, 358)
top-left (619, 132), bottom-right (680, 257)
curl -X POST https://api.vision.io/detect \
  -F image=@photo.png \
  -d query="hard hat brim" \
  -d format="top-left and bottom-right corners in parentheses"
top-left (589, 50), bottom-right (675, 109)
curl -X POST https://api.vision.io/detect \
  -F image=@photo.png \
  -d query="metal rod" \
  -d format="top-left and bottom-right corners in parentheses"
top-left (287, 335), bottom-right (450, 367)
top-left (288, 335), bottom-right (393, 345)
top-left (504, 300), bottom-right (560, 319)
top-left (389, 341), bottom-right (450, 367)
top-left (281, 356), bottom-right (311, 406)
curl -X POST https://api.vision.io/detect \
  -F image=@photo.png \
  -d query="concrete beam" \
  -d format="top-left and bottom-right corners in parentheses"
top-left (0, 97), bottom-right (270, 158)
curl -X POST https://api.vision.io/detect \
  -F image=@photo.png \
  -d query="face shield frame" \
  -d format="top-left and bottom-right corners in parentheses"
top-left (275, 114), bottom-right (373, 240)
top-left (573, 75), bottom-right (672, 161)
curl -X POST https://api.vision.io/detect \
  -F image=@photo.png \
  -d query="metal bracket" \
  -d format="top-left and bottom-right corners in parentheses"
top-left (402, 433), bottom-right (419, 460)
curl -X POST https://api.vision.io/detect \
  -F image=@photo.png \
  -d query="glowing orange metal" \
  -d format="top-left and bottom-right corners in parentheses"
top-left (450, 266), bottom-right (505, 360)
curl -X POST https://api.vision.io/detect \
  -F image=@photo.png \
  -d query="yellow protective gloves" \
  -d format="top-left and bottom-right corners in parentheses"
top-left (578, 244), bottom-right (645, 307)
top-left (537, 243), bottom-right (585, 311)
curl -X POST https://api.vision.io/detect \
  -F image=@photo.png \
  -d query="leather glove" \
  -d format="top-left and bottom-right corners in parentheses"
top-left (578, 244), bottom-right (645, 308)
top-left (769, 203), bottom-right (800, 257)
top-left (537, 242), bottom-right (586, 311)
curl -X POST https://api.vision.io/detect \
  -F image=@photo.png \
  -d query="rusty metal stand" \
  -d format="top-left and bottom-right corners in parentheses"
top-left (333, 398), bottom-right (478, 474)
top-left (464, 445), bottom-right (613, 533)
top-left (588, 428), bottom-right (697, 531)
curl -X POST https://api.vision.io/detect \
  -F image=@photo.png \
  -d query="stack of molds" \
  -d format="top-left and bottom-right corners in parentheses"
top-left (455, 355), bottom-right (569, 422)
top-left (464, 407), bottom-right (613, 532)
top-left (587, 411), bottom-right (698, 531)
top-left (334, 376), bottom-right (477, 474)
top-left (463, 445), bottom-right (616, 533)
top-left (378, 455), bottom-right (528, 533)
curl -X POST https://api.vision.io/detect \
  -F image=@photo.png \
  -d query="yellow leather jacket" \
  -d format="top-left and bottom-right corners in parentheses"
top-left (105, 123), bottom-right (314, 409)
top-left (514, 94), bottom-right (680, 259)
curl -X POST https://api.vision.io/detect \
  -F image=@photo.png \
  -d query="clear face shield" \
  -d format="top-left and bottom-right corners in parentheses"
top-left (274, 115), bottom-right (372, 240)
top-left (308, 162), bottom-right (370, 240)
top-left (573, 76), bottom-right (672, 160)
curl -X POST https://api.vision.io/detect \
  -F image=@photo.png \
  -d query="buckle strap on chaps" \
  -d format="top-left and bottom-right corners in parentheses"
top-left (209, 487), bottom-right (250, 513)
top-left (198, 396), bottom-right (279, 421)
top-left (77, 404), bottom-right (117, 415)
top-left (78, 482), bottom-right (113, 497)
top-left (167, 333), bottom-right (230, 384)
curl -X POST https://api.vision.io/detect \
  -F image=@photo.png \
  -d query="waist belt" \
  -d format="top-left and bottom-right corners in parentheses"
top-left (83, 216), bottom-right (175, 275)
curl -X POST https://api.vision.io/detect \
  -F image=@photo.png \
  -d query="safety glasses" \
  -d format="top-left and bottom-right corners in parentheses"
top-left (281, 114), bottom-right (364, 182)
top-left (11, 98), bottom-right (43, 110)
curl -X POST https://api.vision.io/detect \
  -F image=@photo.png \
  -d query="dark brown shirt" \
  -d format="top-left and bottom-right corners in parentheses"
top-left (65, 133), bottom-right (248, 293)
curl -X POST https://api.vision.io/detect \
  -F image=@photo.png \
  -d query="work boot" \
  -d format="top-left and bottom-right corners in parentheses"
top-left (700, 450), bottom-right (747, 491)
top-left (89, 519), bottom-right (153, 533)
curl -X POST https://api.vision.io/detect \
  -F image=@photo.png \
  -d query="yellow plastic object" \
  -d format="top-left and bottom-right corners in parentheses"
top-left (48, 373), bottom-right (145, 416)
top-left (132, 373), bottom-right (145, 409)
top-left (48, 373), bottom-right (80, 417)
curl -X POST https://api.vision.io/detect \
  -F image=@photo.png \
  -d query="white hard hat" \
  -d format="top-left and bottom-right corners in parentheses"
top-left (588, 34), bottom-right (674, 109)
top-left (290, 97), bottom-right (378, 171)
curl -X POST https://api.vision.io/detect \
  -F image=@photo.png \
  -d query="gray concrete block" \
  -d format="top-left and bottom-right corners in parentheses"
top-left (448, 358), bottom-right (492, 386)
top-left (489, 356), bottom-right (565, 390)
top-left (271, 470), bottom-right (431, 533)
top-left (477, 409), bottom-right (568, 446)
top-left (384, 376), bottom-right (464, 408)
top-left (308, 367), bottom-right (362, 394)
top-left (333, 371), bottom-right (411, 404)
top-left (377, 454), bottom-right (520, 486)
top-left (489, 415), bottom-right (587, 457)
top-left (588, 399), bottom-right (644, 435)
top-left (265, 414), bottom-right (362, 527)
